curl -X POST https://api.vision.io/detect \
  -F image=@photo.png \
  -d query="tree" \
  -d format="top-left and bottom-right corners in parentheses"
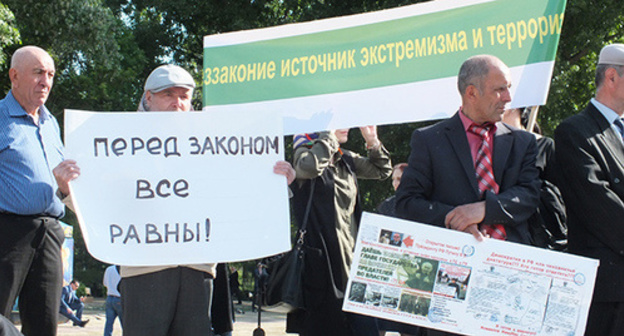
top-left (539, 1), bottom-right (624, 136)
top-left (0, 3), bottom-right (20, 68)
top-left (1, 0), bottom-right (149, 119)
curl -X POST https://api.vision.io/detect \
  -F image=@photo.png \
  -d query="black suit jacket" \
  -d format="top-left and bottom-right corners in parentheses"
top-left (396, 112), bottom-right (541, 244)
top-left (555, 102), bottom-right (624, 302)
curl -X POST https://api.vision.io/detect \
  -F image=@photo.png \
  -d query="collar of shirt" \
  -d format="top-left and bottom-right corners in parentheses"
top-left (6, 90), bottom-right (52, 124)
top-left (591, 98), bottom-right (624, 142)
top-left (592, 97), bottom-right (621, 124)
top-left (459, 109), bottom-right (496, 163)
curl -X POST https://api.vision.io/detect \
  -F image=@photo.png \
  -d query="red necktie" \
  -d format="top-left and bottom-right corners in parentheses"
top-left (469, 123), bottom-right (506, 240)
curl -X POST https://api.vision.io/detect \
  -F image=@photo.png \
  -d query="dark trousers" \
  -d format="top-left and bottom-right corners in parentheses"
top-left (120, 267), bottom-right (213, 336)
top-left (585, 301), bottom-right (624, 336)
top-left (287, 296), bottom-right (379, 336)
top-left (0, 214), bottom-right (64, 336)
top-left (59, 300), bottom-right (84, 325)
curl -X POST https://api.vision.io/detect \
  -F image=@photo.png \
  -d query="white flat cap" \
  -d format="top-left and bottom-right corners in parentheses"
top-left (598, 44), bottom-right (624, 66)
top-left (144, 64), bottom-right (196, 92)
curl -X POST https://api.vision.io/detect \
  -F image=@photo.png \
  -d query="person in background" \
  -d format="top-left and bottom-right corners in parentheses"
top-left (251, 263), bottom-right (268, 313)
top-left (287, 127), bottom-right (392, 336)
top-left (103, 265), bottom-right (122, 336)
top-left (229, 266), bottom-right (243, 305)
top-left (377, 163), bottom-right (408, 217)
top-left (59, 280), bottom-right (89, 327)
top-left (0, 45), bottom-right (80, 336)
top-left (555, 43), bottom-right (624, 335)
top-left (502, 107), bottom-right (567, 250)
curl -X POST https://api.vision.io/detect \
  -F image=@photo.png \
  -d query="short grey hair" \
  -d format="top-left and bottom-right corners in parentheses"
top-left (595, 64), bottom-right (624, 88)
top-left (457, 55), bottom-right (495, 95)
top-left (137, 92), bottom-right (150, 112)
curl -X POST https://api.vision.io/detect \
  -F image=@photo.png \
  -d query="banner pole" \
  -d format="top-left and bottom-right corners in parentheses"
top-left (527, 106), bottom-right (540, 134)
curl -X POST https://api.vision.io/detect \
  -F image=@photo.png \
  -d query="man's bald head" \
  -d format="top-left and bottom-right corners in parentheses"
top-left (10, 46), bottom-right (53, 71)
top-left (457, 55), bottom-right (512, 124)
top-left (457, 55), bottom-right (507, 95)
top-left (9, 46), bottom-right (55, 115)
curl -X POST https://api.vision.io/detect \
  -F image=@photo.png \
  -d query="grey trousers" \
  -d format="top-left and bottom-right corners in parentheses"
top-left (120, 267), bottom-right (213, 336)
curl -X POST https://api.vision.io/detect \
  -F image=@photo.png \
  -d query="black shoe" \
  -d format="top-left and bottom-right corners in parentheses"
top-left (78, 319), bottom-right (90, 328)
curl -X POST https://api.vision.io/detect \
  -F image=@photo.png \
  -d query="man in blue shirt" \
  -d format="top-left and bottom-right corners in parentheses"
top-left (0, 46), bottom-right (80, 336)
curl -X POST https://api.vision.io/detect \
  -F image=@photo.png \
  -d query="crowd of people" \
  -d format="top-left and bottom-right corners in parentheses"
top-left (2, 41), bottom-right (624, 336)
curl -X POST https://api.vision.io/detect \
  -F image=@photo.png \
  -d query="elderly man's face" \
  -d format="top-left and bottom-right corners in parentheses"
top-left (10, 50), bottom-right (55, 114)
top-left (146, 87), bottom-right (192, 112)
top-left (472, 63), bottom-right (512, 124)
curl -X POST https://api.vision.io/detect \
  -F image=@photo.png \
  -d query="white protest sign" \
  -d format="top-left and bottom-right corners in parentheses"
top-left (64, 109), bottom-right (291, 266)
top-left (344, 212), bottom-right (599, 336)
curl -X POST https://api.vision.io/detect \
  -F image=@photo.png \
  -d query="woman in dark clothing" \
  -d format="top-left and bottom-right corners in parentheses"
top-left (288, 127), bottom-right (392, 336)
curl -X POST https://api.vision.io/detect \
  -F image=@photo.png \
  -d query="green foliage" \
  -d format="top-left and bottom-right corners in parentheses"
top-left (539, 1), bottom-right (624, 136)
top-left (1, 0), bottom-right (149, 119)
top-left (0, 3), bottom-right (20, 67)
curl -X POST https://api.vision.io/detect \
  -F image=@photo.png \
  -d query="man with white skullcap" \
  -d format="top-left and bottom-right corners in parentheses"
top-left (555, 44), bottom-right (624, 335)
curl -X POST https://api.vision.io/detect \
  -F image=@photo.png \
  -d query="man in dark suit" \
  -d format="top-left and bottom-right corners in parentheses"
top-left (396, 54), bottom-right (540, 243)
top-left (554, 43), bottom-right (624, 336)
top-left (59, 280), bottom-right (88, 327)
top-left (396, 54), bottom-right (541, 335)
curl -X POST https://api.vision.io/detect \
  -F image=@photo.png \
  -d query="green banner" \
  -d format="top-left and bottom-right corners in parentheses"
top-left (203, 0), bottom-right (566, 107)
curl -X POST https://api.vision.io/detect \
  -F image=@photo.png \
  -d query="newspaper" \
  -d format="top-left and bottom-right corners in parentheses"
top-left (343, 213), bottom-right (598, 336)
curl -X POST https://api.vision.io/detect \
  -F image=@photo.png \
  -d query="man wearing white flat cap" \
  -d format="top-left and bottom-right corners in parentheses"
top-left (555, 43), bottom-right (624, 335)
top-left (137, 64), bottom-right (196, 112)
top-left (120, 64), bottom-right (217, 336)
top-left (120, 64), bottom-right (296, 335)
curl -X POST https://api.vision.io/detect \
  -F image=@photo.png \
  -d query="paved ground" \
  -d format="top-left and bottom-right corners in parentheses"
top-left (15, 299), bottom-right (403, 335)
top-left (13, 298), bottom-right (290, 336)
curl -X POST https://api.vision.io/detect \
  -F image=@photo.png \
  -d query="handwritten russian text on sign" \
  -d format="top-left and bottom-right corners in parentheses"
top-left (344, 213), bottom-right (598, 336)
top-left (203, 0), bottom-right (566, 134)
top-left (64, 110), bottom-right (291, 266)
